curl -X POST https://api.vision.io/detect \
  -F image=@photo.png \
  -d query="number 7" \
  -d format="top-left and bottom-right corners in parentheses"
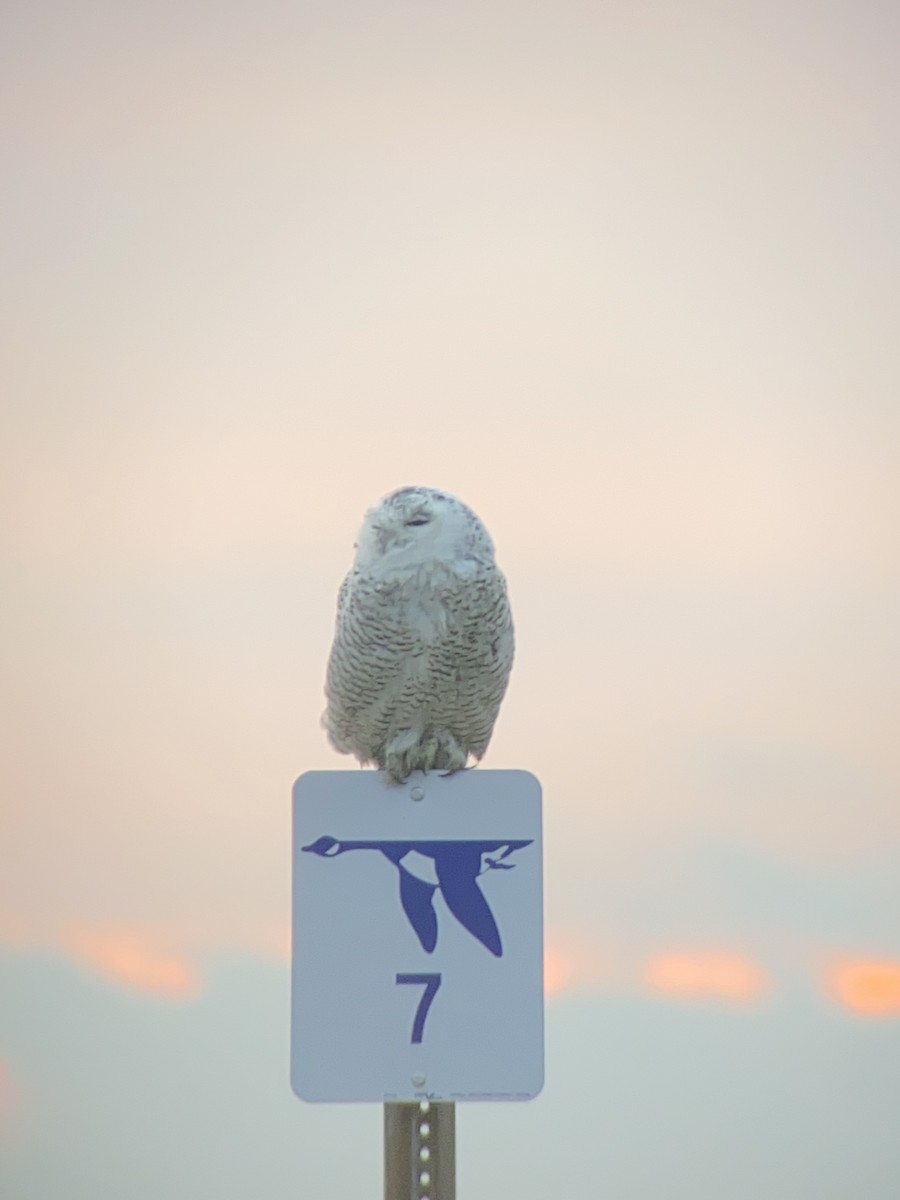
top-left (396, 973), bottom-right (442, 1044)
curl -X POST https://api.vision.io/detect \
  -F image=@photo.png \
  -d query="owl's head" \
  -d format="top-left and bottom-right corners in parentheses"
top-left (354, 486), bottom-right (495, 571)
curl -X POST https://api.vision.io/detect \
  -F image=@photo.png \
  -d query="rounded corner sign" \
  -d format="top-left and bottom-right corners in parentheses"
top-left (290, 769), bottom-right (544, 1103)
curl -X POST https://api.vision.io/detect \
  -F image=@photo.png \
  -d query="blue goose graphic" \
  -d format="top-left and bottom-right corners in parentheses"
top-left (301, 837), bottom-right (533, 957)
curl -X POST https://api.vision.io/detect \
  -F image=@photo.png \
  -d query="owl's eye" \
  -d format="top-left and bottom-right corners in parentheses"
top-left (405, 517), bottom-right (431, 527)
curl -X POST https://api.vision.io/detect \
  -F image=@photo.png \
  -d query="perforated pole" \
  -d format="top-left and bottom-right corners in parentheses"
top-left (384, 1101), bottom-right (455, 1200)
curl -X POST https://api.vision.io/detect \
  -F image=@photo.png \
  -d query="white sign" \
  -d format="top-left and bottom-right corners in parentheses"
top-left (291, 769), bottom-right (543, 1103)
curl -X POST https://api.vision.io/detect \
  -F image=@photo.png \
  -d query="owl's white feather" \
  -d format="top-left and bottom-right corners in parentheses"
top-left (323, 486), bottom-right (514, 783)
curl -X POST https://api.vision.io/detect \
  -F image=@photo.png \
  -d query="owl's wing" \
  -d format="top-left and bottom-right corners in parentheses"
top-left (445, 570), bottom-right (515, 758)
top-left (322, 573), bottom-right (416, 756)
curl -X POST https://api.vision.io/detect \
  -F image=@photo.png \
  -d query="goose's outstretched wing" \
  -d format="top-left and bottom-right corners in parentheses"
top-left (398, 868), bottom-right (438, 953)
top-left (434, 846), bottom-right (502, 957)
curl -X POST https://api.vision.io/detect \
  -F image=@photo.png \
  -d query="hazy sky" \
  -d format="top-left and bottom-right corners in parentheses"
top-left (2, 0), bottom-right (899, 1196)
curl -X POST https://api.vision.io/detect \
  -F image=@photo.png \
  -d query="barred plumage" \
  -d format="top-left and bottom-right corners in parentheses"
top-left (323, 486), bottom-right (514, 783)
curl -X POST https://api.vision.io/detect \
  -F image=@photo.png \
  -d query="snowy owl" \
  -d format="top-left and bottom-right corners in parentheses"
top-left (323, 486), bottom-right (514, 783)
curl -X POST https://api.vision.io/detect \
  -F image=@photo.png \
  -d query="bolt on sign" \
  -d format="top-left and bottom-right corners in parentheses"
top-left (291, 770), bottom-right (544, 1103)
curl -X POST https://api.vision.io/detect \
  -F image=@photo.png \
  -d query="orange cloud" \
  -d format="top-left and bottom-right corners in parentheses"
top-left (827, 959), bottom-right (900, 1016)
top-left (544, 942), bottom-right (577, 997)
top-left (544, 932), bottom-right (612, 997)
top-left (63, 927), bottom-right (203, 1001)
top-left (644, 951), bottom-right (769, 1005)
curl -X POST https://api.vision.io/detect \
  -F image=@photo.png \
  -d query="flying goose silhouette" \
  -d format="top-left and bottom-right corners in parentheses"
top-left (301, 837), bottom-right (533, 957)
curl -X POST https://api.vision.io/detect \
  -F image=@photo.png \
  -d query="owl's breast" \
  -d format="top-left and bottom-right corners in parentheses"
top-left (408, 591), bottom-right (450, 645)
top-left (389, 562), bottom-right (458, 646)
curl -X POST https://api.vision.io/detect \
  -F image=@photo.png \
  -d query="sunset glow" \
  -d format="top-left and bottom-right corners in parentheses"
top-left (545, 940), bottom-right (774, 1007)
top-left (644, 952), bottom-right (769, 1005)
top-left (543, 933), bottom-right (612, 997)
top-left (827, 960), bottom-right (900, 1016)
top-left (544, 942), bottom-right (578, 997)
top-left (63, 929), bottom-right (203, 1001)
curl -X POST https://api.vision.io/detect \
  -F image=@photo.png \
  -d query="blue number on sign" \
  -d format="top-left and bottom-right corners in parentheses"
top-left (396, 973), bottom-right (442, 1044)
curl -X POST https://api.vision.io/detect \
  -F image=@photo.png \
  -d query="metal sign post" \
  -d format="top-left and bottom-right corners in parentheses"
top-left (384, 1100), bottom-right (455, 1200)
top-left (290, 769), bottom-right (543, 1195)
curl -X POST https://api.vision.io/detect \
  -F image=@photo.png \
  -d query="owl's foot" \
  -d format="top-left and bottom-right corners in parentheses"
top-left (433, 730), bottom-right (467, 774)
top-left (381, 729), bottom-right (468, 783)
top-left (439, 764), bottom-right (472, 778)
top-left (381, 729), bottom-right (433, 783)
